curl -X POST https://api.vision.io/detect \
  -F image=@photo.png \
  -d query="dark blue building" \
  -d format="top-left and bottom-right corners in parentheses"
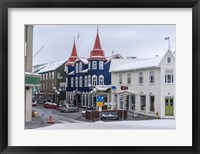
top-left (65, 30), bottom-right (123, 108)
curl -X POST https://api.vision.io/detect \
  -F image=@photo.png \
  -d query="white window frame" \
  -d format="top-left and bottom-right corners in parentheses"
top-left (99, 61), bottom-right (104, 70)
top-left (127, 73), bottom-right (131, 85)
top-left (71, 78), bottom-right (74, 88)
top-left (84, 76), bottom-right (88, 87)
top-left (52, 72), bottom-right (54, 79)
top-left (139, 72), bottom-right (143, 84)
top-left (165, 69), bottom-right (174, 83)
top-left (79, 62), bottom-right (82, 72)
top-left (65, 65), bottom-right (68, 73)
top-left (88, 61), bottom-right (91, 70)
top-left (119, 74), bottom-right (122, 85)
top-left (149, 71), bottom-right (155, 84)
top-left (92, 61), bottom-right (97, 69)
top-left (79, 76), bottom-right (83, 87)
top-left (92, 75), bottom-right (97, 86)
top-left (99, 75), bottom-right (104, 85)
top-left (75, 77), bottom-right (78, 87)
top-left (66, 78), bottom-right (68, 88)
top-left (88, 75), bottom-right (91, 85)
top-left (76, 63), bottom-right (79, 73)
top-left (49, 72), bottom-right (51, 80)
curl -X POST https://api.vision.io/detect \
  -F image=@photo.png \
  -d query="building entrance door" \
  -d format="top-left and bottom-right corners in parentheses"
top-left (165, 97), bottom-right (174, 116)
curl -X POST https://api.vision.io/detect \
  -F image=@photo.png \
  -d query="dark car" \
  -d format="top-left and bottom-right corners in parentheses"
top-left (101, 111), bottom-right (118, 120)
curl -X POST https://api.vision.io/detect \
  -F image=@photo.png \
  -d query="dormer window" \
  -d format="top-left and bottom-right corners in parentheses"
top-left (76, 63), bottom-right (79, 73)
top-left (88, 61), bottom-right (91, 70)
top-left (99, 61), bottom-right (104, 70)
top-left (79, 62), bottom-right (82, 72)
top-left (92, 61), bottom-right (97, 69)
top-left (167, 57), bottom-right (171, 64)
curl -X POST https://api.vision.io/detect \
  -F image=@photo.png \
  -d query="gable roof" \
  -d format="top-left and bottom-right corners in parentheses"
top-left (110, 49), bottom-right (174, 72)
top-left (37, 59), bottom-right (67, 73)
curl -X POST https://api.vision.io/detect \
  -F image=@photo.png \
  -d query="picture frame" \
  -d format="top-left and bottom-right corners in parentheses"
top-left (0, 0), bottom-right (199, 153)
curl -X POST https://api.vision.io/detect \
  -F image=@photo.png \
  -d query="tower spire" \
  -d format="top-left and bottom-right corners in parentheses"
top-left (88, 28), bottom-right (106, 61)
top-left (66, 39), bottom-right (78, 66)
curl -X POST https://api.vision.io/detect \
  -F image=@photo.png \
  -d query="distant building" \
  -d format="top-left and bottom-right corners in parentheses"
top-left (110, 49), bottom-right (175, 118)
top-left (25, 25), bottom-right (41, 122)
top-left (65, 29), bottom-right (123, 108)
top-left (33, 59), bottom-right (67, 105)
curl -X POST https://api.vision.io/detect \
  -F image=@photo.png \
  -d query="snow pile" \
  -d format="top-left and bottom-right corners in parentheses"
top-left (36, 119), bottom-right (175, 130)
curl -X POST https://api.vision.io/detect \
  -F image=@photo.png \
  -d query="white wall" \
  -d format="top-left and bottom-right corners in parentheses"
top-left (25, 87), bottom-right (32, 122)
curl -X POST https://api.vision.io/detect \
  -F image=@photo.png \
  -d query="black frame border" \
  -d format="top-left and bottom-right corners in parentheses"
top-left (0, 0), bottom-right (199, 154)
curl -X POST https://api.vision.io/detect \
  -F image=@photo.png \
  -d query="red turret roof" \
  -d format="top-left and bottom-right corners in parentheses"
top-left (66, 40), bottom-right (78, 66)
top-left (88, 30), bottom-right (106, 61)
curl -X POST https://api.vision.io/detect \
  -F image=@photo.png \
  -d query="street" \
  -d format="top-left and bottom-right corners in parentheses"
top-left (25, 104), bottom-right (175, 129)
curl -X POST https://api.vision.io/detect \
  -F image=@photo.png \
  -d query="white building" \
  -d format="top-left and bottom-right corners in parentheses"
top-left (109, 49), bottom-right (175, 118)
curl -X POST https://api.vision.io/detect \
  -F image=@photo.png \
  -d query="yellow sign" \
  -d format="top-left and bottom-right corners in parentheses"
top-left (97, 102), bottom-right (104, 107)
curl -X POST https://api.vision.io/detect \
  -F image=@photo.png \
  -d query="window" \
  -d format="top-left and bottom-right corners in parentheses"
top-left (88, 75), bottom-right (91, 85)
top-left (52, 72), bottom-right (54, 79)
top-left (165, 70), bottom-right (174, 83)
top-left (149, 96), bottom-right (155, 112)
top-left (119, 94), bottom-right (124, 109)
top-left (99, 61), bottom-right (104, 70)
top-left (140, 95), bottom-right (146, 111)
top-left (88, 61), bottom-right (91, 70)
top-left (167, 57), bottom-right (171, 63)
top-left (79, 62), bottom-right (82, 72)
top-left (79, 76), bottom-right (83, 87)
top-left (92, 75), bottom-right (97, 86)
top-left (84, 76), bottom-right (88, 87)
top-left (75, 77), bottom-right (78, 87)
top-left (43, 74), bottom-right (45, 80)
top-left (99, 75), bottom-right (104, 85)
top-left (139, 72), bottom-right (143, 84)
top-left (130, 95), bottom-right (135, 111)
top-left (57, 72), bottom-right (61, 79)
top-left (119, 74), bottom-right (122, 85)
top-left (76, 63), bottom-right (79, 73)
top-left (59, 82), bottom-right (66, 91)
top-left (127, 73), bottom-right (131, 85)
top-left (65, 66), bottom-right (68, 73)
top-left (71, 78), bottom-right (74, 87)
top-left (149, 71), bottom-right (155, 83)
top-left (49, 72), bottom-right (51, 80)
top-left (46, 73), bottom-right (48, 80)
top-left (92, 61), bottom-right (97, 69)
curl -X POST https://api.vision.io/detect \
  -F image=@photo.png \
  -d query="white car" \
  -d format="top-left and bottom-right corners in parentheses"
top-left (59, 104), bottom-right (79, 112)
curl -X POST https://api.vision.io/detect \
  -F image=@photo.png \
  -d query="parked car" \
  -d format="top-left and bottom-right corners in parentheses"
top-left (101, 111), bottom-right (118, 120)
top-left (59, 104), bottom-right (79, 112)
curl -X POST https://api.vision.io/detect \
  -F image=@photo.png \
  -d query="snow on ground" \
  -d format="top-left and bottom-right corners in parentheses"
top-left (36, 119), bottom-right (175, 130)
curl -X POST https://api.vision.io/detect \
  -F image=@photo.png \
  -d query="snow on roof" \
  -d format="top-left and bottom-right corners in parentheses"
top-left (106, 54), bottom-right (124, 64)
top-left (93, 85), bottom-right (111, 92)
top-left (37, 59), bottom-right (67, 73)
top-left (25, 72), bottom-right (41, 77)
top-left (110, 56), bottom-right (163, 72)
top-left (68, 71), bottom-right (74, 75)
top-left (80, 69), bottom-right (88, 73)
top-left (32, 63), bottom-right (47, 73)
top-left (75, 57), bottom-right (88, 64)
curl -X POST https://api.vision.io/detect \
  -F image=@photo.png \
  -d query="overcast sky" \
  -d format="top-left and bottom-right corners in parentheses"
top-left (33, 24), bottom-right (175, 65)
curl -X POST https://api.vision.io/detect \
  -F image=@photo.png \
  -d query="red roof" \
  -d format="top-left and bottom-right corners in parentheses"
top-left (66, 40), bottom-right (78, 66)
top-left (88, 30), bottom-right (106, 61)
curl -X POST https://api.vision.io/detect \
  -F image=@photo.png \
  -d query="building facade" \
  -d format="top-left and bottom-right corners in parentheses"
top-left (110, 50), bottom-right (175, 118)
top-left (34, 59), bottom-right (67, 105)
top-left (65, 30), bottom-right (123, 108)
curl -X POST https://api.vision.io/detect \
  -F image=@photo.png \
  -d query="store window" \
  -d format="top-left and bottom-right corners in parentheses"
top-left (140, 95), bottom-right (146, 111)
top-left (149, 95), bottom-right (155, 112)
